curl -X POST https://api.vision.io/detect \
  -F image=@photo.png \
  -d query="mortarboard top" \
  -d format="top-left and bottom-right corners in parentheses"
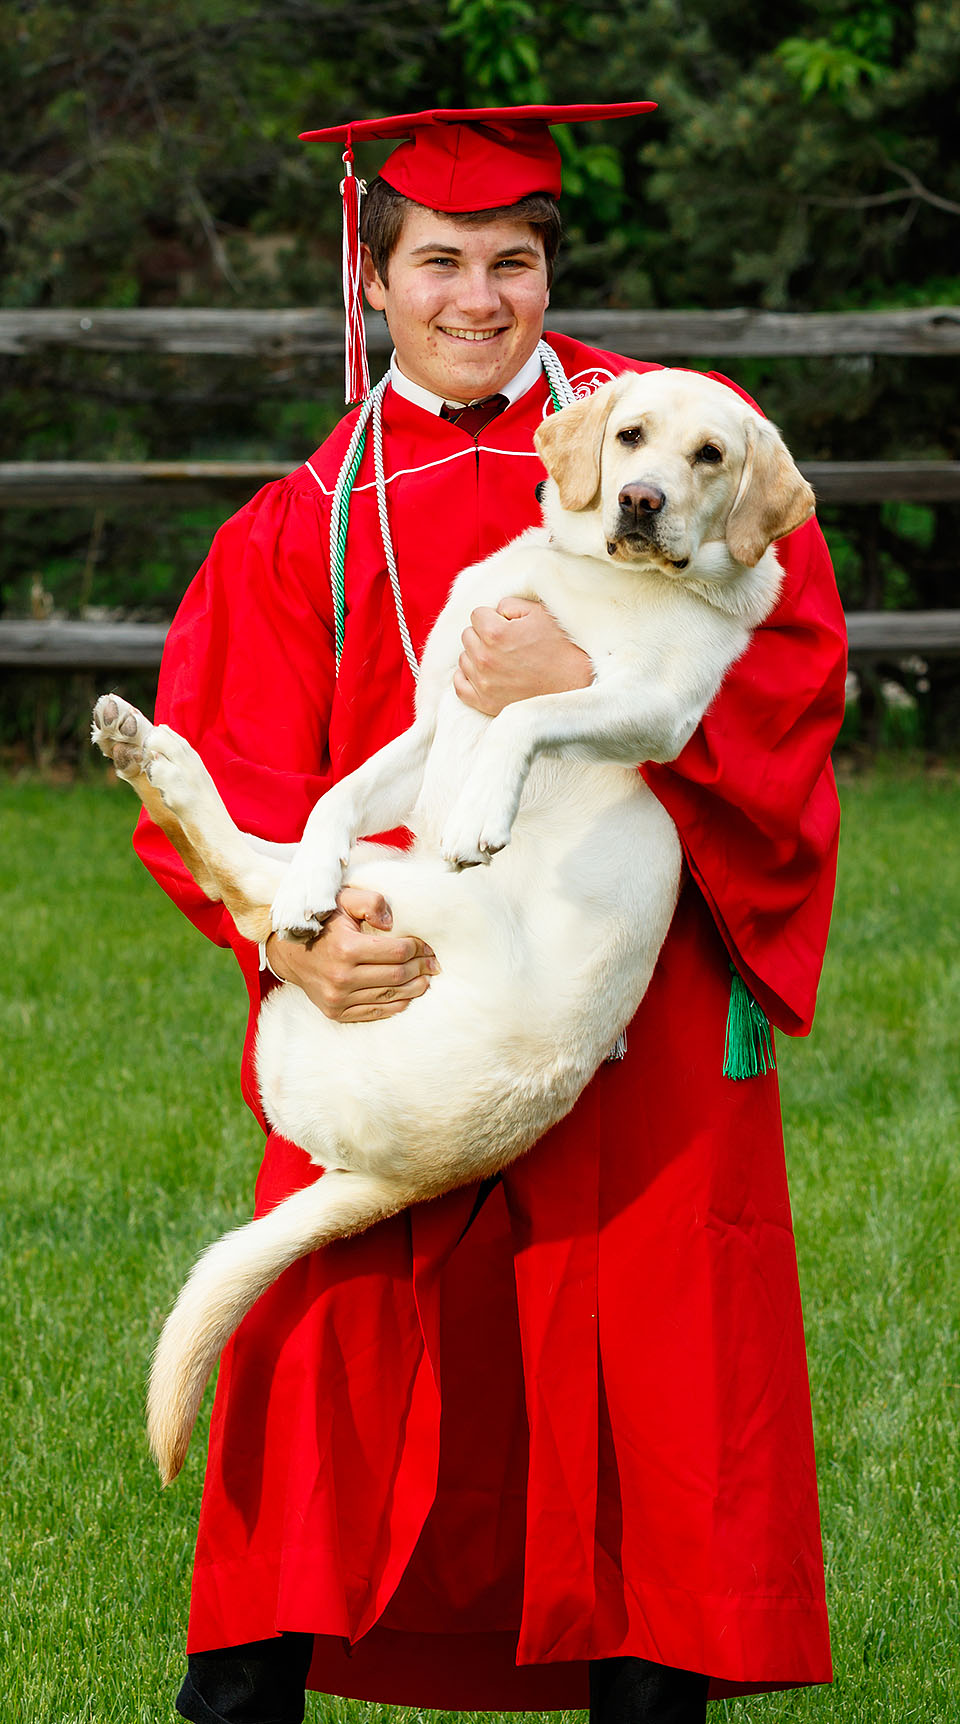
top-left (301, 105), bottom-right (657, 402)
top-left (300, 105), bottom-right (656, 212)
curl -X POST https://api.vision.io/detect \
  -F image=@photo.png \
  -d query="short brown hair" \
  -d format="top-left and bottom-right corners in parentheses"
top-left (360, 177), bottom-right (562, 286)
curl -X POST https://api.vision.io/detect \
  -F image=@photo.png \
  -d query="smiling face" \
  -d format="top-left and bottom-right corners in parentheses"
top-left (361, 205), bottom-right (551, 403)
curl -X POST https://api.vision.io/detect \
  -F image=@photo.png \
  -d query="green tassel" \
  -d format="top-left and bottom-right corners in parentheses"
top-left (723, 964), bottom-right (776, 1080)
top-left (331, 428), bottom-right (367, 671)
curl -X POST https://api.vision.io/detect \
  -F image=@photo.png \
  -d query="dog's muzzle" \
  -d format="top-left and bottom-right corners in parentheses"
top-left (607, 483), bottom-right (689, 570)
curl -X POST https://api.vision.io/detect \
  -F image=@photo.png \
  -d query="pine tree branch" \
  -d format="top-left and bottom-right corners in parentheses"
top-left (808, 157), bottom-right (960, 219)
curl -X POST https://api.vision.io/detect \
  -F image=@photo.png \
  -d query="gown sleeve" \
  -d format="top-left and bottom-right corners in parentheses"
top-left (642, 375), bottom-right (847, 1037)
top-left (132, 475), bottom-right (337, 969)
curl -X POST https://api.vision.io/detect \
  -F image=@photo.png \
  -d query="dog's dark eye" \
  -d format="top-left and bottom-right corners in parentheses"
top-left (696, 443), bottom-right (723, 464)
top-left (617, 426), bottom-right (644, 447)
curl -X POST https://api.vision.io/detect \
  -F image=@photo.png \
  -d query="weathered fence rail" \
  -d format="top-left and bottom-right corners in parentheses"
top-left (2, 613), bottom-right (957, 671)
top-left (3, 304), bottom-right (960, 358)
top-left (2, 458), bottom-right (959, 508)
top-left (0, 619), bottom-right (169, 668)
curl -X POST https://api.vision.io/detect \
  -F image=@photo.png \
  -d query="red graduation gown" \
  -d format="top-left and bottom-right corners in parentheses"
top-left (134, 332), bottom-right (846, 1707)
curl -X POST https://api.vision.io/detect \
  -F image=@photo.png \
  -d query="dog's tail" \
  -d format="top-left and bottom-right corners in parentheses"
top-left (147, 1168), bottom-right (407, 1485)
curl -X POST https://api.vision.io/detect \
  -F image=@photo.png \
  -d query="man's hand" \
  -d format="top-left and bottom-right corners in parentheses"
top-left (265, 885), bottom-right (438, 1023)
top-left (455, 596), bottom-right (593, 717)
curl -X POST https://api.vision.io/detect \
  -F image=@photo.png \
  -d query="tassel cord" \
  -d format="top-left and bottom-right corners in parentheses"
top-left (340, 145), bottom-right (370, 405)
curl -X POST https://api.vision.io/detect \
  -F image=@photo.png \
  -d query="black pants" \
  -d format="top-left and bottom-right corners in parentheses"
top-left (176, 1635), bottom-right (315, 1724)
top-left (589, 1655), bottom-right (710, 1722)
top-left (177, 1638), bottom-right (710, 1723)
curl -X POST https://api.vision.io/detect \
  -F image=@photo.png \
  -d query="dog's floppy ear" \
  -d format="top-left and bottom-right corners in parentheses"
top-left (725, 414), bottom-right (816, 567)
top-left (534, 374), bottom-right (628, 512)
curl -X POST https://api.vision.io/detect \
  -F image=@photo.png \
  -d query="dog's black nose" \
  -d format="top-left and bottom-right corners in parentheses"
top-left (618, 482), bottom-right (665, 514)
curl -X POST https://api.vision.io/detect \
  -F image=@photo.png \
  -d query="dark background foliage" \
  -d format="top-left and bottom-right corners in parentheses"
top-left (2, 0), bottom-right (960, 750)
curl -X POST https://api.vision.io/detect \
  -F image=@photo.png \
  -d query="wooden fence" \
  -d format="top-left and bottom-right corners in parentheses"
top-left (2, 457), bottom-right (959, 511)
top-left (2, 306), bottom-right (959, 670)
top-left (4, 611), bottom-right (960, 672)
top-left (3, 304), bottom-right (960, 360)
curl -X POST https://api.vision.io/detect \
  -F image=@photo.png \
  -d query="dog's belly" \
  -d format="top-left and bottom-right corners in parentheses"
top-left (255, 765), bottom-right (680, 1190)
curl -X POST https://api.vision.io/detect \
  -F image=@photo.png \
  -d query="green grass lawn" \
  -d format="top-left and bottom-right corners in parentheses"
top-left (1, 766), bottom-right (957, 1722)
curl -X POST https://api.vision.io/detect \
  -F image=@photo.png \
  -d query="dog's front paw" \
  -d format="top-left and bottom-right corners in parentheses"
top-left (270, 865), bottom-right (342, 942)
top-left (440, 790), bottom-right (513, 871)
top-left (92, 693), bottom-right (154, 779)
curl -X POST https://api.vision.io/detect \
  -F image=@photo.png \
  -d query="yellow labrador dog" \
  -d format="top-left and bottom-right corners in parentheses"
top-left (93, 367), bottom-right (813, 1483)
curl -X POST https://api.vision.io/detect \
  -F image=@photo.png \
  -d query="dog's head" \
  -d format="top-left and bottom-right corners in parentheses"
top-left (534, 368), bottom-right (814, 578)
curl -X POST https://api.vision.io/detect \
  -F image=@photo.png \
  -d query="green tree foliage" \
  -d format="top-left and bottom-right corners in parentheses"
top-left (0, 0), bottom-right (445, 309)
top-left (4, 0), bottom-right (959, 317)
top-left (3, 0), bottom-right (960, 746)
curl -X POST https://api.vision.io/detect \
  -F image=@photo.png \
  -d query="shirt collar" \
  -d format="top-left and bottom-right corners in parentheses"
top-left (389, 345), bottom-right (545, 416)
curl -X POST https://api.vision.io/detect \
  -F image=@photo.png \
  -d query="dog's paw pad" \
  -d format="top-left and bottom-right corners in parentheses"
top-left (113, 740), bottom-right (140, 774)
top-left (92, 693), bottom-right (153, 777)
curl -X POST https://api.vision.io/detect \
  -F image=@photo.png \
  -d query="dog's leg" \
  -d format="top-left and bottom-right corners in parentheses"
top-left (440, 670), bottom-right (705, 867)
top-left (147, 1166), bottom-right (414, 1485)
top-left (93, 694), bottom-right (283, 942)
top-left (270, 714), bottom-right (436, 940)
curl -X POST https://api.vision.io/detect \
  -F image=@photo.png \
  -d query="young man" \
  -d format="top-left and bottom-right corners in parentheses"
top-left (134, 108), bottom-right (846, 1724)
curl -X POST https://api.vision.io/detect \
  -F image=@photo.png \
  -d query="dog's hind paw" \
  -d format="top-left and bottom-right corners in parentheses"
top-left (142, 724), bottom-right (218, 822)
top-left (92, 693), bottom-right (154, 779)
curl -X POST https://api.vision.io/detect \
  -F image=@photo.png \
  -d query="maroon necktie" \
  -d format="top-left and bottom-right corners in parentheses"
top-left (439, 393), bottom-right (508, 437)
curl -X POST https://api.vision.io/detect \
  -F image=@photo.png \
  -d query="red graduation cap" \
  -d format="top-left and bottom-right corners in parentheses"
top-left (300, 104), bottom-right (657, 402)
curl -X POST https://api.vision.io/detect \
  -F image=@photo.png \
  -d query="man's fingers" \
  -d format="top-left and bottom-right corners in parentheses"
top-left (349, 928), bottom-right (437, 968)
top-left (468, 598), bottom-right (540, 640)
top-left (496, 595), bottom-right (539, 621)
top-left (345, 974), bottom-right (431, 1009)
top-left (334, 888), bottom-right (437, 963)
top-left (454, 666), bottom-right (481, 707)
top-left (339, 998), bottom-right (418, 1022)
top-left (468, 605), bottom-right (510, 644)
top-left (460, 625), bottom-right (495, 675)
top-left (341, 957), bottom-right (438, 992)
top-left (337, 883), bottom-right (393, 929)
top-left (320, 910), bottom-right (435, 967)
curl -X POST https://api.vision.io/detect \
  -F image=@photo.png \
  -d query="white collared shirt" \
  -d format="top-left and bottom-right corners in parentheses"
top-left (388, 346), bottom-right (545, 416)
